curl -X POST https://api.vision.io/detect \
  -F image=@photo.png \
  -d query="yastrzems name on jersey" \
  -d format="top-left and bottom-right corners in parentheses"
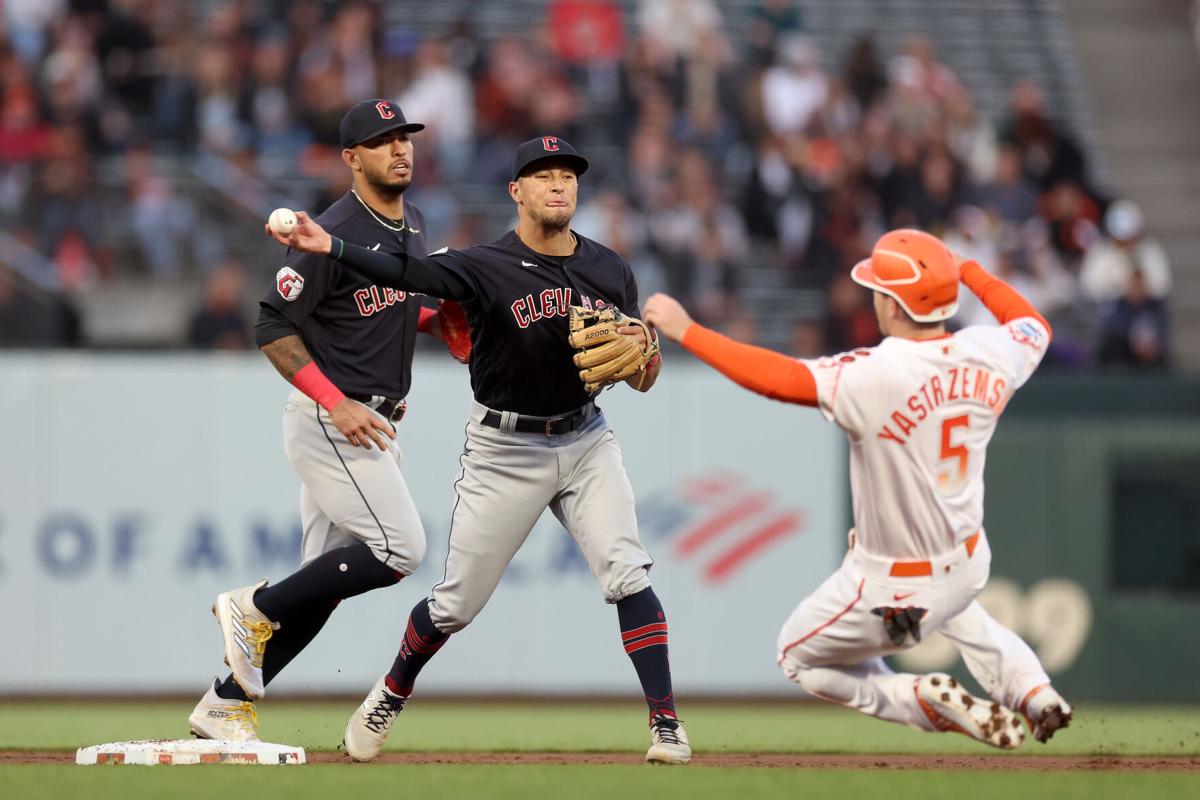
top-left (354, 285), bottom-right (410, 316)
top-left (878, 364), bottom-right (1008, 444)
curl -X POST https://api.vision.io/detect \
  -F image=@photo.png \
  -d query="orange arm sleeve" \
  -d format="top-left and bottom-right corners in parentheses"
top-left (960, 260), bottom-right (1053, 340)
top-left (680, 324), bottom-right (819, 406)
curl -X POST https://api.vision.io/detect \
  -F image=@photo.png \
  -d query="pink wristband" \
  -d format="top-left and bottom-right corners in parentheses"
top-left (293, 362), bottom-right (345, 411)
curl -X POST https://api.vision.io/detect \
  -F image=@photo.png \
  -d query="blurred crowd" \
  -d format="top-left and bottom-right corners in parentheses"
top-left (0, 0), bottom-right (1173, 369)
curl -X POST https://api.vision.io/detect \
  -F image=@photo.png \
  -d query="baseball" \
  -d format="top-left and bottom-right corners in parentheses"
top-left (268, 208), bottom-right (297, 236)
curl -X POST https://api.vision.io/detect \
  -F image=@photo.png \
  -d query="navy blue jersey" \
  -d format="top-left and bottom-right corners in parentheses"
top-left (431, 231), bottom-right (639, 415)
top-left (259, 191), bottom-right (429, 398)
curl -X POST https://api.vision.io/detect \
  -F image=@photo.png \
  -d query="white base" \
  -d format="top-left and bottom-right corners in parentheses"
top-left (76, 739), bottom-right (306, 766)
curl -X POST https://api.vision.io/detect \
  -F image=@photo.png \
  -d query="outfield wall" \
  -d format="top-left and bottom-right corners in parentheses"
top-left (0, 353), bottom-right (845, 695)
top-left (2, 356), bottom-right (1196, 699)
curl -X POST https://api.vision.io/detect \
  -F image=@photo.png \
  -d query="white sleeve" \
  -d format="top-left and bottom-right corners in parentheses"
top-left (800, 351), bottom-right (878, 439)
top-left (960, 317), bottom-right (1051, 389)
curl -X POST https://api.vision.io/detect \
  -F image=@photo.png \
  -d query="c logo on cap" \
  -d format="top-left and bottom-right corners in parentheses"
top-left (541, 136), bottom-right (559, 152)
top-left (376, 101), bottom-right (396, 120)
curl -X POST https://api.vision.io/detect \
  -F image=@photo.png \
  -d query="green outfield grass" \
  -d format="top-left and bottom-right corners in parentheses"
top-left (3, 700), bottom-right (1198, 800)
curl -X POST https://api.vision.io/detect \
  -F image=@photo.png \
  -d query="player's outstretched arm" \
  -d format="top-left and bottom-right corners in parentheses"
top-left (264, 211), bottom-right (473, 301)
top-left (958, 256), bottom-right (1053, 340)
top-left (642, 293), bottom-right (818, 406)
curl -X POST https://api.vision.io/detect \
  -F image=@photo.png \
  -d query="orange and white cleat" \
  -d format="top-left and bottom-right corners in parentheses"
top-left (1020, 684), bottom-right (1073, 743)
top-left (915, 673), bottom-right (1025, 750)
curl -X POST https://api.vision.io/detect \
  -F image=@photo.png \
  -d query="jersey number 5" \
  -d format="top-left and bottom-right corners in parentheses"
top-left (938, 414), bottom-right (970, 490)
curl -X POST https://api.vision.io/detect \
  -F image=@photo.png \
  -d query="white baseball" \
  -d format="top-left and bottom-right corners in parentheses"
top-left (269, 208), bottom-right (297, 236)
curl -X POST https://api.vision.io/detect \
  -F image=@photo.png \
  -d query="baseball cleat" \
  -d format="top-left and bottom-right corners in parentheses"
top-left (343, 676), bottom-right (408, 762)
top-left (1021, 685), bottom-right (1073, 743)
top-left (212, 579), bottom-right (278, 701)
top-left (915, 673), bottom-right (1025, 750)
top-left (188, 678), bottom-right (261, 741)
top-left (646, 714), bottom-right (691, 765)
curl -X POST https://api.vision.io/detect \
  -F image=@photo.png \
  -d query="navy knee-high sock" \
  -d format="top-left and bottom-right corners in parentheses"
top-left (213, 543), bottom-right (400, 703)
top-left (253, 542), bottom-right (401, 621)
top-left (385, 598), bottom-right (449, 697)
top-left (617, 587), bottom-right (676, 720)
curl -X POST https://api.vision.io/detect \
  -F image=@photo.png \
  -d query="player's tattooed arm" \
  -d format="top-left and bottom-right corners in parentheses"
top-left (260, 334), bottom-right (313, 381)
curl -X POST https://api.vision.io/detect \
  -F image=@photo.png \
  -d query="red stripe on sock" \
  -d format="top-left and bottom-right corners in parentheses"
top-left (621, 622), bottom-right (668, 642)
top-left (404, 623), bottom-right (444, 656)
top-left (624, 635), bottom-right (669, 655)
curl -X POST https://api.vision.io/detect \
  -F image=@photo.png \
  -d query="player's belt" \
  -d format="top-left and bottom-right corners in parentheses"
top-left (888, 531), bottom-right (982, 577)
top-left (350, 394), bottom-right (407, 422)
top-left (480, 403), bottom-right (594, 435)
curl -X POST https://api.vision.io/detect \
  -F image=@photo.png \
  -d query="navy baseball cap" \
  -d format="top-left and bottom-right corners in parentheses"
top-left (511, 136), bottom-right (589, 181)
top-left (339, 99), bottom-right (425, 148)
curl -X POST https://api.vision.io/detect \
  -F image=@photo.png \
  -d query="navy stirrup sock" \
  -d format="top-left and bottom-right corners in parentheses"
top-left (617, 587), bottom-right (676, 720)
top-left (386, 598), bottom-right (449, 696)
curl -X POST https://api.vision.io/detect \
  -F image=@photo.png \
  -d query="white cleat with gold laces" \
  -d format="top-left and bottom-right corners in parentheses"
top-left (212, 579), bottom-right (278, 700)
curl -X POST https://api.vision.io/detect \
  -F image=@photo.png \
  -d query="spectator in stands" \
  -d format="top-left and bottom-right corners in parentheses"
top-left (1097, 269), bottom-right (1169, 369)
top-left (824, 270), bottom-right (880, 351)
top-left (242, 35), bottom-right (311, 168)
top-left (977, 143), bottom-right (1038, 225)
top-left (187, 260), bottom-right (250, 350)
top-left (545, 0), bottom-right (626, 148)
top-left (546, 0), bottom-right (625, 68)
top-left (1000, 80), bottom-right (1091, 194)
top-left (908, 147), bottom-right (963, 229)
top-left (39, 14), bottom-right (104, 144)
top-left (126, 147), bottom-right (195, 279)
top-left (745, 0), bottom-right (804, 69)
top-left (842, 36), bottom-right (887, 113)
top-left (1080, 199), bottom-right (1171, 304)
top-left (761, 35), bottom-right (828, 138)
top-left (636, 0), bottom-right (721, 60)
top-left (944, 88), bottom-right (997, 185)
top-left (1042, 179), bottom-right (1100, 265)
top-left (36, 125), bottom-right (99, 269)
top-left (194, 44), bottom-right (247, 155)
top-left (672, 28), bottom-right (742, 166)
top-left (3, 0), bottom-right (63, 64)
top-left (575, 189), bottom-right (667, 300)
top-left (396, 38), bottom-right (475, 179)
top-left (647, 149), bottom-right (745, 324)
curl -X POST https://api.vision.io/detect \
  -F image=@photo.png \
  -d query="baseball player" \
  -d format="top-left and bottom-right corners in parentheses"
top-left (188, 99), bottom-right (470, 741)
top-left (643, 229), bottom-right (1072, 749)
top-left (265, 136), bottom-right (691, 765)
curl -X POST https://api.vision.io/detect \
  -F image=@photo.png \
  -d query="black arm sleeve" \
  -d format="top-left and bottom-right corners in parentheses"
top-left (331, 237), bottom-right (474, 301)
top-left (255, 303), bottom-right (301, 348)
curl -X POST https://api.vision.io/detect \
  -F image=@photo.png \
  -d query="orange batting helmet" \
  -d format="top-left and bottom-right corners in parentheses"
top-left (850, 229), bottom-right (959, 322)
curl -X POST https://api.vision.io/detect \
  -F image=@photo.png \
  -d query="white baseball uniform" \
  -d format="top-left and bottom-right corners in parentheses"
top-left (776, 315), bottom-right (1055, 730)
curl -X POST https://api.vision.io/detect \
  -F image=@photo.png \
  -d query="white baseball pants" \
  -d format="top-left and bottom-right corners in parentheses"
top-left (427, 401), bottom-right (653, 634)
top-left (777, 531), bottom-right (1052, 730)
top-left (282, 390), bottom-right (426, 575)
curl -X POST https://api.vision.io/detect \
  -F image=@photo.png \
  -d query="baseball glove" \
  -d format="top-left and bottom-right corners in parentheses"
top-left (567, 305), bottom-right (660, 392)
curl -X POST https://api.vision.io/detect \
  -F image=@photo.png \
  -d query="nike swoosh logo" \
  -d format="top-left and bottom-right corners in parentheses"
top-left (430, 246), bottom-right (449, 255)
top-left (893, 592), bottom-right (917, 602)
top-left (370, 243), bottom-right (381, 251)
top-left (520, 260), bottom-right (538, 268)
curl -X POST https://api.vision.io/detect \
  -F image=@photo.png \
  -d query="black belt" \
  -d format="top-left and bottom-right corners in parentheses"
top-left (349, 394), bottom-right (407, 422)
top-left (480, 403), bottom-right (593, 435)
